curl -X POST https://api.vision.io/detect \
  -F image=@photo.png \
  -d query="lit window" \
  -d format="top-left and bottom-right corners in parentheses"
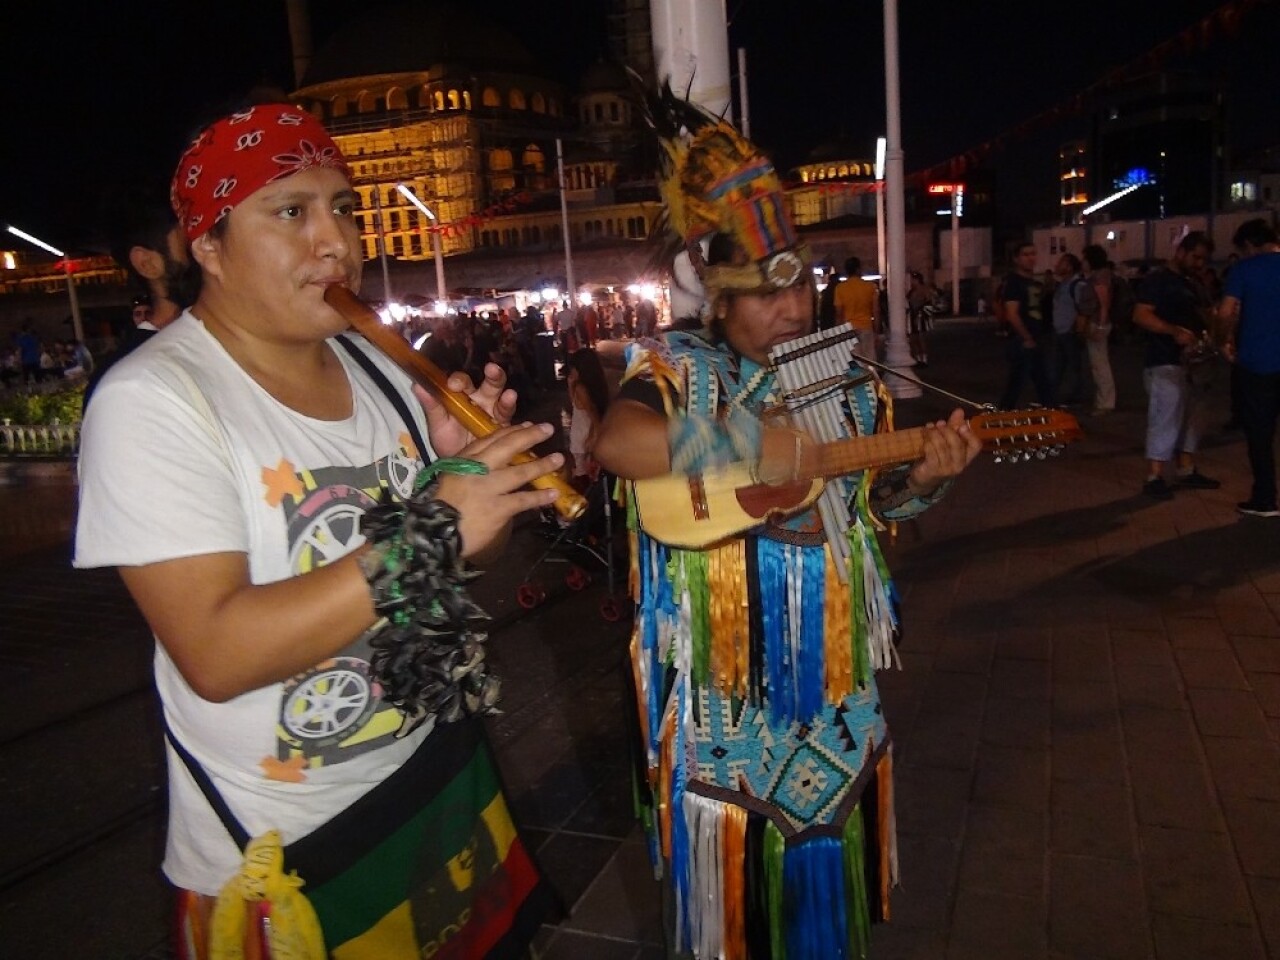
top-left (483, 87), bottom-right (500, 107)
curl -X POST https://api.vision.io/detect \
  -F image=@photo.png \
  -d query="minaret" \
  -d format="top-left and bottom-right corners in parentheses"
top-left (284, 0), bottom-right (314, 91)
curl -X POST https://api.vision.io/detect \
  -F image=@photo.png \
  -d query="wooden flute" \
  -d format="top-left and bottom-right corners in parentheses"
top-left (324, 285), bottom-right (587, 520)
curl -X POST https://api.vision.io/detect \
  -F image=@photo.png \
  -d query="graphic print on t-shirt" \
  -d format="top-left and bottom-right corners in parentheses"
top-left (259, 432), bottom-right (422, 782)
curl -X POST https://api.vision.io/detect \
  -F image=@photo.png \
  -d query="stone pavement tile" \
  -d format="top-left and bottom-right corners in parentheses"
top-left (972, 745), bottom-right (1049, 812)
top-left (891, 834), bottom-right (960, 928)
top-left (1152, 914), bottom-right (1267, 960)
top-left (916, 671), bottom-right (987, 719)
top-left (1139, 825), bottom-right (1254, 924)
top-left (1202, 736), bottom-right (1280, 801)
top-left (1176, 647), bottom-right (1250, 689)
top-left (1129, 757), bottom-right (1226, 832)
top-left (1232, 636), bottom-right (1280, 674)
top-left (1116, 658), bottom-right (1188, 709)
top-left (867, 923), bottom-right (948, 960)
top-left (1053, 727), bottom-right (1129, 785)
top-left (535, 928), bottom-right (644, 960)
top-left (981, 696), bottom-right (1050, 749)
top-left (1053, 632), bottom-right (1114, 683)
top-left (957, 804), bottom-right (1046, 898)
top-left (949, 889), bottom-right (1047, 955)
top-left (1053, 680), bottom-right (1120, 725)
top-left (990, 656), bottom-right (1051, 701)
top-left (1123, 704), bottom-right (1202, 768)
top-left (556, 839), bottom-right (662, 943)
top-left (903, 711), bottom-right (980, 771)
top-left (1190, 688), bottom-right (1272, 739)
top-left (1049, 854), bottom-right (1152, 959)
top-left (994, 627), bottom-right (1053, 662)
top-left (1249, 672), bottom-right (1280, 718)
top-left (1220, 795), bottom-right (1280, 879)
top-left (1111, 627), bottom-right (1176, 665)
top-left (1051, 779), bottom-right (1138, 861)
top-left (895, 766), bottom-right (970, 840)
top-left (934, 633), bottom-right (995, 675)
top-left (1247, 875), bottom-right (1280, 958)
top-left (1165, 616), bottom-right (1231, 651)
top-left (1216, 587), bottom-right (1280, 637)
top-left (536, 831), bottom-right (629, 910)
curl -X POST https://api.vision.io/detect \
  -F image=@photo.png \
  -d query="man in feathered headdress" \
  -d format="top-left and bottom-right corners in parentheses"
top-left (593, 85), bottom-right (980, 958)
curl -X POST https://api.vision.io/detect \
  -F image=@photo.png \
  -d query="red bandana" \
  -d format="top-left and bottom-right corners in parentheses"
top-left (170, 103), bottom-right (352, 241)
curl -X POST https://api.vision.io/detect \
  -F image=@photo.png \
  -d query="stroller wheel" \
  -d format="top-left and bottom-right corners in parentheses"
top-left (565, 566), bottom-right (591, 591)
top-left (600, 595), bottom-right (625, 622)
top-left (516, 581), bottom-right (545, 609)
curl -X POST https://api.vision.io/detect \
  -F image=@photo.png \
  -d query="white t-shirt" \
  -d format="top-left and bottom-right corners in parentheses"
top-left (74, 311), bottom-right (436, 894)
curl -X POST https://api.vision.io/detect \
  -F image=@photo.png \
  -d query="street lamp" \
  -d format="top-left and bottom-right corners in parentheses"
top-left (874, 136), bottom-right (887, 284)
top-left (6, 225), bottom-right (84, 344)
top-left (396, 184), bottom-right (447, 304)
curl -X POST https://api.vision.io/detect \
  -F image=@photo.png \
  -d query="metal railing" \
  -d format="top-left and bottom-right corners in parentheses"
top-left (0, 421), bottom-right (80, 456)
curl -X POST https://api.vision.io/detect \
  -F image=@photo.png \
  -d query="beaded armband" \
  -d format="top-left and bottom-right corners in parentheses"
top-left (358, 458), bottom-right (499, 737)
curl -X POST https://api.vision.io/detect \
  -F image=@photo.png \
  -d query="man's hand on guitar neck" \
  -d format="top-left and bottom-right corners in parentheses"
top-left (905, 408), bottom-right (981, 496)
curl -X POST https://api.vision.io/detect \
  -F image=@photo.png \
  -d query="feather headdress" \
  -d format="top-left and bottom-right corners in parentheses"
top-left (636, 77), bottom-right (810, 301)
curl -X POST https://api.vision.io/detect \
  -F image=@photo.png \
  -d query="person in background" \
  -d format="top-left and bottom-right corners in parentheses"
top-left (74, 102), bottom-right (556, 957)
top-left (834, 255), bottom-right (879, 359)
top-left (1217, 218), bottom-right (1280, 517)
top-left (1048, 252), bottom-right (1094, 407)
top-left (564, 347), bottom-right (610, 488)
top-left (998, 242), bottom-right (1054, 409)
top-left (906, 270), bottom-right (934, 366)
top-left (1132, 231), bottom-right (1220, 500)
top-left (1081, 244), bottom-right (1117, 415)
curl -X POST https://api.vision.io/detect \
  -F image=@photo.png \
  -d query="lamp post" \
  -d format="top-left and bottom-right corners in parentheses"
top-left (396, 183), bottom-right (447, 305)
top-left (874, 136), bottom-right (887, 283)
top-left (7, 225), bottom-right (84, 343)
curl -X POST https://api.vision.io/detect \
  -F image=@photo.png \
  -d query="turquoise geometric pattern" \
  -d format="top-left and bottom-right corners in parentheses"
top-left (693, 684), bottom-right (888, 831)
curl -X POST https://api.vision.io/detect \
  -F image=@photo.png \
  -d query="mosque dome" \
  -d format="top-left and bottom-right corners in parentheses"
top-left (302, 1), bottom-right (538, 86)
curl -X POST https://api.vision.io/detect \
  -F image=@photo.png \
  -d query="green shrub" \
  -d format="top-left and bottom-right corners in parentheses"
top-left (0, 383), bottom-right (85, 425)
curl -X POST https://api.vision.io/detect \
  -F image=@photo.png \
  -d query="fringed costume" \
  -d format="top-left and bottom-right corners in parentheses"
top-left (620, 81), bottom-right (952, 960)
top-left (623, 332), bottom-right (943, 960)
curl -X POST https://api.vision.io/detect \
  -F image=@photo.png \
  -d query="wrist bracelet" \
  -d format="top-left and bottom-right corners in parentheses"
top-left (357, 467), bottom-right (498, 737)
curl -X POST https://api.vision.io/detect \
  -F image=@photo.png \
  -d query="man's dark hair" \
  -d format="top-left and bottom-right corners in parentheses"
top-left (1177, 230), bottom-right (1214, 255)
top-left (844, 256), bottom-right (861, 276)
top-left (1060, 253), bottom-right (1082, 273)
top-left (1232, 217), bottom-right (1278, 250)
top-left (1081, 244), bottom-right (1108, 271)
top-left (102, 183), bottom-right (177, 283)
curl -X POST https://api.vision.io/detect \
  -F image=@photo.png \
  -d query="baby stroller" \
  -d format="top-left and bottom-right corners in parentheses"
top-left (516, 472), bottom-right (628, 622)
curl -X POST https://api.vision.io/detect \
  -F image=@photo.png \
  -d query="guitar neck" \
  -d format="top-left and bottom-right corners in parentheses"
top-left (813, 427), bottom-right (931, 478)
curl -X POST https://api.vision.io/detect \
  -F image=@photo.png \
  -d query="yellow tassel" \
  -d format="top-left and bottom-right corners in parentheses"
top-left (209, 831), bottom-right (326, 960)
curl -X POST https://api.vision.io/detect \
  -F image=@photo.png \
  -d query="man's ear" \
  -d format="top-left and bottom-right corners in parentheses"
top-left (128, 245), bottom-right (165, 281)
top-left (189, 231), bottom-right (222, 279)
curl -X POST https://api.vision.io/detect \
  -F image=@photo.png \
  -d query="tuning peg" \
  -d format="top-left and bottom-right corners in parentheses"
top-left (1035, 449), bottom-right (1047, 460)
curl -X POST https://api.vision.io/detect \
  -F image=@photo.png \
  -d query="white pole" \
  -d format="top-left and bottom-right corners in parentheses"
top-left (951, 188), bottom-right (961, 316)
top-left (737, 47), bottom-right (750, 138)
top-left (649, 0), bottom-right (733, 120)
top-left (431, 230), bottom-right (446, 303)
top-left (373, 186), bottom-right (392, 302)
top-left (875, 136), bottom-right (887, 283)
top-left (881, 0), bottom-right (920, 398)
top-left (556, 138), bottom-right (576, 296)
top-left (65, 263), bottom-right (84, 344)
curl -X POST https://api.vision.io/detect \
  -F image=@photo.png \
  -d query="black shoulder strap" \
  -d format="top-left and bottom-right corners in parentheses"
top-left (162, 717), bottom-right (251, 851)
top-left (334, 334), bottom-right (432, 464)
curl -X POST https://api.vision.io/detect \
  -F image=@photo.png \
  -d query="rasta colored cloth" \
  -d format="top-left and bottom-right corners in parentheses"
top-left (170, 102), bottom-right (351, 241)
top-left (620, 331), bottom-right (955, 959)
top-left (176, 718), bottom-right (554, 959)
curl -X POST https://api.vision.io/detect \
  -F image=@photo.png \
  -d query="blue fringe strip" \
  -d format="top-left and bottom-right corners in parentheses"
top-left (758, 538), bottom-right (793, 727)
top-left (783, 836), bottom-right (850, 960)
top-left (798, 543), bottom-right (826, 720)
top-left (670, 683), bottom-right (691, 948)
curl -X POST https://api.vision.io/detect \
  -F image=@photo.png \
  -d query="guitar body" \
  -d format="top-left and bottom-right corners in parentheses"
top-left (631, 463), bottom-right (824, 548)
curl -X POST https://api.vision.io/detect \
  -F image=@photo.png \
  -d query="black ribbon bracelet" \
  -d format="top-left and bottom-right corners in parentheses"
top-left (358, 458), bottom-right (499, 737)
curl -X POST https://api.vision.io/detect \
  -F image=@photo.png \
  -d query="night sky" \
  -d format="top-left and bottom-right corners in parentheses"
top-left (2, 0), bottom-right (1274, 250)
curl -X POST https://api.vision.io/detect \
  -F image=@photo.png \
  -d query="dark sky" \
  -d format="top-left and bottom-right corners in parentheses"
top-left (1, 0), bottom-right (1274, 251)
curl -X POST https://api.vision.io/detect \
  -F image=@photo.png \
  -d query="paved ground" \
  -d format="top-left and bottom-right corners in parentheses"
top-left (1, 321), bottom-right (1278, 959)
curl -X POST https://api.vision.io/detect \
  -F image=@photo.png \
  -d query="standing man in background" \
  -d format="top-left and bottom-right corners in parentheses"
top-left (834, 255), bottom-right (879, 359)
top-left (1217, 218), bottom-right (1280, 517)
top-left (998, 242), bottom-right (1054, 410)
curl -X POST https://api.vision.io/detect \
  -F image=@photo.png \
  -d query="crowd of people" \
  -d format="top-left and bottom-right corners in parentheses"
top-left (0, 323), bottom-right (94, 387)
top-left (990, 222), bottom-right (1280, 517)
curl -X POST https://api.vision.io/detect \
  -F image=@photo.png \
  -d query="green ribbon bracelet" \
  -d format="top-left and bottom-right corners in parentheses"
top-left (413, 457), bottom-right (490, 494)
